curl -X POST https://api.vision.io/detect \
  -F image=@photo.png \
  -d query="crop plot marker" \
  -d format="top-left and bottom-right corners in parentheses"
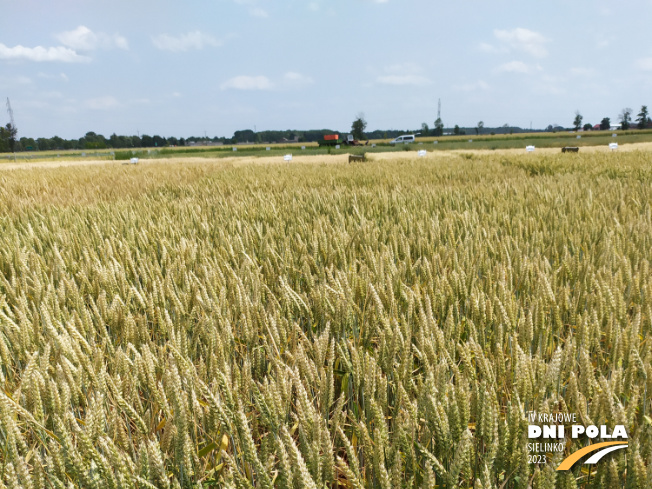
top-left (418, 150), bottom-right (427, 157)
top-left (609, 143), bottom-right (618, 151)
top-left (526, 145), bottom-right (535, 152)
top-left (284, 154), bottom-right (292, 161)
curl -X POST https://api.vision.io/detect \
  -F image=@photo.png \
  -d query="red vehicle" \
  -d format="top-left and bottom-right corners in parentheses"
top-left (318, 134), bottom-right (364, 147)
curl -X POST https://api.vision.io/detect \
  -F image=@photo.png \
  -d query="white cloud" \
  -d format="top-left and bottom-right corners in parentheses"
top-left (283, 71), bottom-right (314, 87)
top-left (376, 63), bottom-right (431, 86)
top-left (152, 31), bottom-right (221, 52)
top-left (250, 7), bottom-right (268, 17)
top-left (0, 43), bottom-right (89, 62)
top-left (453, 80), bottom-right (490, 92)
top-left (56, 26), bottom-right (129, 51)
top-left (495, 61), bottom-right (542, 74)
top-left (377, 74), bottom-right (431, 86)
top-left (85, 96), bottom-right (120, 110)
top-left (38, 72), bottom-right (69, 81)
top-left (478, 42), bottom-right (506, 54)
top-left (220, 75), bottom-right (273, 90)
top-left (234, 0), bottom-right (271, 17)
top-left (636, 57), bottom-right (652, 71)
top-left (493, 28), bottom-right (549, 58)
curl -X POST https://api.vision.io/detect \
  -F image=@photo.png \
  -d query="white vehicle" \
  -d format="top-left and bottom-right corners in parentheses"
top-left (389, 134), bottom-right (416, 144)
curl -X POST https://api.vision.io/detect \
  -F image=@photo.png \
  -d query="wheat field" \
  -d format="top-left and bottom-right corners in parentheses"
top-left (0, 152), bottom-right (651, 488)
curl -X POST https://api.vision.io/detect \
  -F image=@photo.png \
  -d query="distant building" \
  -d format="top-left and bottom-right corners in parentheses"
top-left (610, 123), bottom-right (622, 131)
top-left (593, 124), bottom-right (601, 130)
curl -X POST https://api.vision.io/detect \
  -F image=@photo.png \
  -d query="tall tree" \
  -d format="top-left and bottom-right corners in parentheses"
top-left (600, 117), bottom-right (610, 130)
top-left (5, 123), bottom-right (17, 153)
top-left (475, 121), bottom-right (484, 135)
top-left (351, 112), bottom-right (367, 140)
top-left (619, 108), bottom-right (632, 130)
top-left (0, 126), bottom-right (8, 152)
top-left (434, 117), bottom-right (444, 137)
top-left (573, 111), bottom-right (583, 131)
top-left (421, 122), bottom-right (430, 136)
top-left (636, 105), bottom-right (649, 129)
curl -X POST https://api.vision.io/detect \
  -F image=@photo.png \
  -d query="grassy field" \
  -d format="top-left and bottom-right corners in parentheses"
top-left (3, 129), bottom-right (652, 163)
top-left (0, 152), bottom-right (651, 488)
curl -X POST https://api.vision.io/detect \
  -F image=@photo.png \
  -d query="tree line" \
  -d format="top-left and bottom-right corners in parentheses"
top-left (3, 106), bottom-right (651, 153)
top-left (572, 105), bottom-right (651, 132)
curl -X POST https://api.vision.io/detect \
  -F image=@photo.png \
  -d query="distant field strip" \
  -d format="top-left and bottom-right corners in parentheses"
top-left (3, 129), bottom-right (652, 163)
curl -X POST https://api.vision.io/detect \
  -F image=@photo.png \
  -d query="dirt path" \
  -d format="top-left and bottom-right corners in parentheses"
top-left (2, 141), bottom-right (651, 171)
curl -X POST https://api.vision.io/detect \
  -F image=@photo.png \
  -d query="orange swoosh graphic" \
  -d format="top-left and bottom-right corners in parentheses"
top-left (557, 441), bottom-right (628, 471)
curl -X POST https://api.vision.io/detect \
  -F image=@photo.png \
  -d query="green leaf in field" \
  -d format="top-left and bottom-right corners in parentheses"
top-left (198, 441), bottom-right (218, 458)
top-left (341, 373), bottom-right (349, 393)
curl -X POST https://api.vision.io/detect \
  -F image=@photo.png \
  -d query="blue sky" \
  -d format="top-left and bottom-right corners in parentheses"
top-left (1, 0), bottom-right (652, 139)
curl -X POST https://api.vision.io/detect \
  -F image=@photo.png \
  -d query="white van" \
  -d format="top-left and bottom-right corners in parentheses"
top-left (389, 135), bottom-right (416, 145)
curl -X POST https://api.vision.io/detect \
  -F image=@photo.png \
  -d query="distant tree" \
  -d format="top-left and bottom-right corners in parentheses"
top-left (573, 111), bottom-right (583, 131)
top-left (0, 126), bottom-right (8, 152)
top-left (475, 121), bottom-right (484, 135)
top-left (5, 123), bottom-right (17, 153)
top-left (179, 138), bottom-right (186, 146)
top-left (20, 137), bottom-right (37, 151)
top-left (51, 135), bottom-right (64, 149)
top-left (152, 135), bottom-right (166, 147)
top-left (434, 117), bottom-right (444, 137)
top-left (546, 124), bottom-right (554, 132)
top-left (583, 123), bottom-right (593, 131)
top-left (636, 105), bottom-right (649, 129)
top-left (351, 112), bottom-right (367, 140)
top-left (233, 129), bottom-right (256, 143)
top-left (600, 117), bottom-right (610, 130)
top-left (620, 108), bottom-right (632, 130)
top-left (421, 122), bottom-right (430, 136)
top-left (453, 125), bottom-right (460, 135)
top-left (141, 134), bottom-right (153, 147)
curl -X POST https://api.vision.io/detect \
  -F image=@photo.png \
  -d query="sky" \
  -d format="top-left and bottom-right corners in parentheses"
top-left (1, 0), bottom-right (652, 139)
